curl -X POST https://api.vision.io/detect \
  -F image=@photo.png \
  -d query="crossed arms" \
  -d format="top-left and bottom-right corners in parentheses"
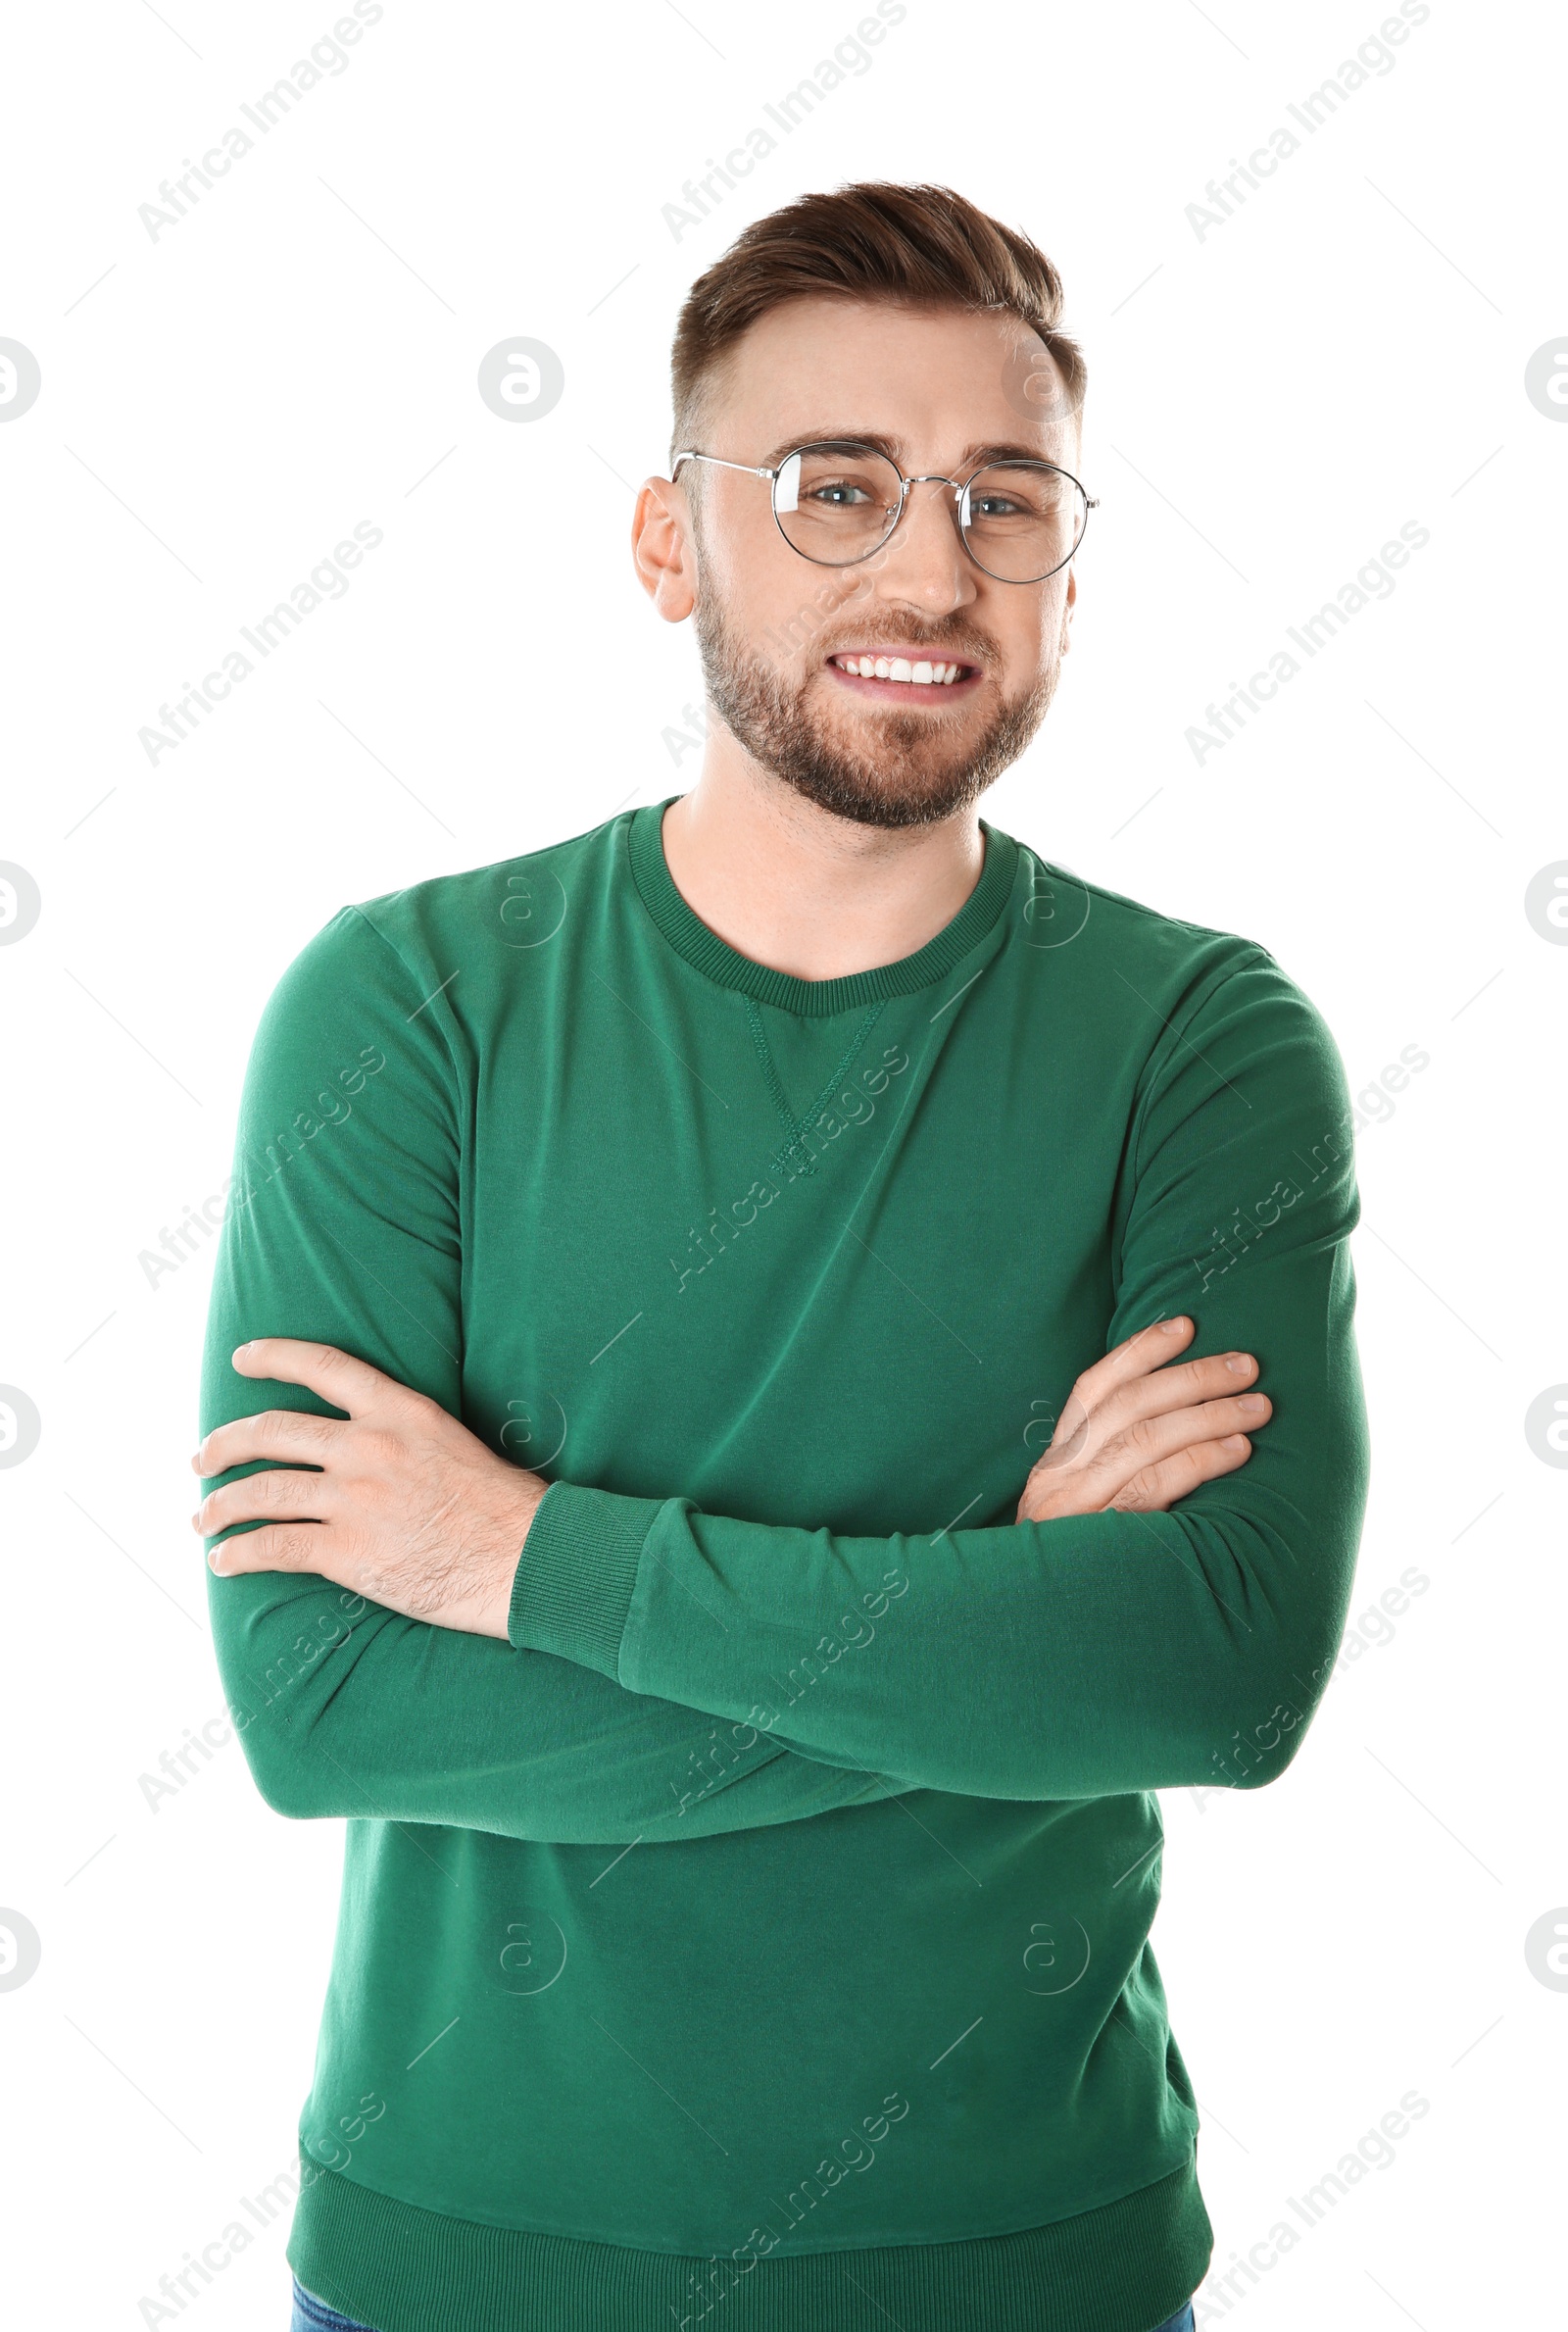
top-left (197, 909), bottom-right (1370, 1845)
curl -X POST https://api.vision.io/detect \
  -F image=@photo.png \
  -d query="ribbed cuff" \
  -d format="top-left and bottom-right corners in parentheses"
top-left (508, 1480), bottom-right (664, 1679)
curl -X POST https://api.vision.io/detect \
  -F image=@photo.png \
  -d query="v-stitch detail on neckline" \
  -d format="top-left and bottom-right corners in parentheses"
top-left (742, 995), bottom-right (887, 1179)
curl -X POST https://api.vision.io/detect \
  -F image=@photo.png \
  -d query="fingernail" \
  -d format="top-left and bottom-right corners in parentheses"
top-left (1160, 1317), bottom-right (1185, 1335)
top-left (1225, 1354), bottom-right (1253, 1374)
top-left (1239, 1394), bottom-right (1267, 1413)
top-left (232, 1342), bottom-right (253, 1361)
top-left (1223, 1434), bottom-right (1249, 1451)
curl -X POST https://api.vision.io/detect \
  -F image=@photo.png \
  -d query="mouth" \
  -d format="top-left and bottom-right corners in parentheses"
top-left (824, 650), bottom-right (983, 704)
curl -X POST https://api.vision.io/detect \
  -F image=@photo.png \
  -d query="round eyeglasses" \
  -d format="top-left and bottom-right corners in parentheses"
top-left (671, 440), bottom-right (1098, 584)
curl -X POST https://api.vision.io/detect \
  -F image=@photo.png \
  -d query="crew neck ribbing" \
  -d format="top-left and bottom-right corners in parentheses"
top-left (625, 794), bottom-right (1019, 1017)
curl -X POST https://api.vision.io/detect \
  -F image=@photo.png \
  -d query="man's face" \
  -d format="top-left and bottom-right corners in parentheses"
top-left (678, 297), bottom-right (1083, 829)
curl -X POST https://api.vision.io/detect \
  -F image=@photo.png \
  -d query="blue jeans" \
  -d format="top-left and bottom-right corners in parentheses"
top-left (290, 2273), bottom-right (1195, 2331)
top-left (290, 2278), bottom-right (383, 2332)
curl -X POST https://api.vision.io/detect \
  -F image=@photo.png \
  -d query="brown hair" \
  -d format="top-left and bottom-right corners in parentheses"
top-left (668, 179), bottom-right (1087, 473)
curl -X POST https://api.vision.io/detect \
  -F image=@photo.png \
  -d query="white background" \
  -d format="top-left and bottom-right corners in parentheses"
top-left (1, 0), bottom-right (1563, 2325)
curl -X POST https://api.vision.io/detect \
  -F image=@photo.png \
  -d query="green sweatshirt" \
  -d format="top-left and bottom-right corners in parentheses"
top-left (199, 796), bottom-right (1369, 2332)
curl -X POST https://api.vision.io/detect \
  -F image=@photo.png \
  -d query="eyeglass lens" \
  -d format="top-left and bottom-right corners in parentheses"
top-left (772, 444), bottom-right (1086, 581)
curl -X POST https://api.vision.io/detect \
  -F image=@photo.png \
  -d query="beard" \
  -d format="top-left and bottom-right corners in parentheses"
top-left (692, 587), bottom-right (1063, 831)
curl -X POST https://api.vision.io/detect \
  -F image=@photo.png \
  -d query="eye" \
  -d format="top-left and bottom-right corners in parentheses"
top-left (807, 475), bottom-right (878, 508)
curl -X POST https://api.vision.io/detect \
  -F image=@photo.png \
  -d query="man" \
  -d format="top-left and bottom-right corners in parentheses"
top-left (196, 182), bottom-right (1369, 2332)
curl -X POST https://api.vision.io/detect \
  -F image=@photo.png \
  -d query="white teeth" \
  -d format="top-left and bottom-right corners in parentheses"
top-left (833, 654), bottom-right (967, 683)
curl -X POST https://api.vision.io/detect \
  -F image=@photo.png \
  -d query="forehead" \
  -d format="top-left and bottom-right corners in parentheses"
top-left (709, 295), bottom-right (1080, 464)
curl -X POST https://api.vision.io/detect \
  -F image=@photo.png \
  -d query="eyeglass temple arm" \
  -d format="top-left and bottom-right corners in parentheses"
top-left (670, 450), bottom-right (778, 480)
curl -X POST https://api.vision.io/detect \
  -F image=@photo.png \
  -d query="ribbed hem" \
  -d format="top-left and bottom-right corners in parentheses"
top-left (288, 2154), bottom-right (1211, 2332)
top-left (508, 1479), bottom-right (663, 1679)
top-left (627, 796), bottom-right (1020, 1016)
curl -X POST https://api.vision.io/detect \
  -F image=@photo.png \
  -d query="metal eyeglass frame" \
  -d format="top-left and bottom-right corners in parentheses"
top-left (670, 440), bottom-right (1099, 584)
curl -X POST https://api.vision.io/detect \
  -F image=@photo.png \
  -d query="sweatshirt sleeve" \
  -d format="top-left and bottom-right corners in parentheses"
top-left (509, 949), bottom-right (1371, 1801)
top-left (199, 905), bottom-right (910, 1846)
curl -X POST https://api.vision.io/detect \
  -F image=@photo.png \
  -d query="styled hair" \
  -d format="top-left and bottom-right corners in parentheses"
top-left (668, 179), bottom-right (1087, 471)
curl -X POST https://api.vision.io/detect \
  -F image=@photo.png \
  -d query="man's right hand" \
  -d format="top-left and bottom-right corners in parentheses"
top-left (1016, 1315), bottom-right (1270, 1521)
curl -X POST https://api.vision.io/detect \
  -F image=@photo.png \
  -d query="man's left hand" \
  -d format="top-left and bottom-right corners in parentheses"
top-left (192, 1339), bottom-right (550, 1640)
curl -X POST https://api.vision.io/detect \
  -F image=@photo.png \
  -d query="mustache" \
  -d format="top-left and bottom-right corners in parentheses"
top-left (818, 627), bottom-right (997, 662)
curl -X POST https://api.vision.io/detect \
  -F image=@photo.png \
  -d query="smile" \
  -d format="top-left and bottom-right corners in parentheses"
top-left (825, 651), bottom-right (982, 701)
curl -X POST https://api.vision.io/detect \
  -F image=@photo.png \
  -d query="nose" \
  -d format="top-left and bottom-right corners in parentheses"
top-left (873, 475), bottom-right (976, 611)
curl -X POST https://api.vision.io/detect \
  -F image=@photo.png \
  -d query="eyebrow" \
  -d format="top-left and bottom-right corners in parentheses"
top-left (756, 430), bottom-right (1067, 473)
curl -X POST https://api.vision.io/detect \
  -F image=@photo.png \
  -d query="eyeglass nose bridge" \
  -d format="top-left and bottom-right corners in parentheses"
top-left (882, 471), bottom-right (974, 554)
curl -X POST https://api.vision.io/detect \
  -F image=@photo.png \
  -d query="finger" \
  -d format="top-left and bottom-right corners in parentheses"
top-left (195, 1409), bottom-right (342, 1477)
top-left (1099, 1349), bottom-right (1262, 1434)
top-left (206, 1521), bottom-right (330, 1577)
top-left (1102, 1391), bottom-right (1271, 1479)
top-left (1029, 1344), bottom-right (1257, 1484)
top-left (1071, 1315), bottom-right (1196, 1414)
top-left (197, 1466), bottom-right (331, 1538)
top-left (230, 1338), bottom-right (406, 1418)
top-left (1031, 1387), bottom-right (1269, 1511)
top-left (1105, 1432), bottom-right (1252, 1513)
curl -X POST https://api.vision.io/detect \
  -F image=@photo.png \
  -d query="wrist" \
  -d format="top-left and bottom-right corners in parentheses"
top-left (514, 1474), bottom-right (551, 1558)
top-left (452, 1472), bottom-right (553, 1641)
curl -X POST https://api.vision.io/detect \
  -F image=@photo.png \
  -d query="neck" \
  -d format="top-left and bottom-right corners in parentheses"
top-left (659, 752), bottom-right (987, 985)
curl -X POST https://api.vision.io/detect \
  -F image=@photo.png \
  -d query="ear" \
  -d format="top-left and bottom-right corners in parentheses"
top-left (1060, 562), bottom-right (1078, 652)
top-left (632, 476), bottom-right (697, 623)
